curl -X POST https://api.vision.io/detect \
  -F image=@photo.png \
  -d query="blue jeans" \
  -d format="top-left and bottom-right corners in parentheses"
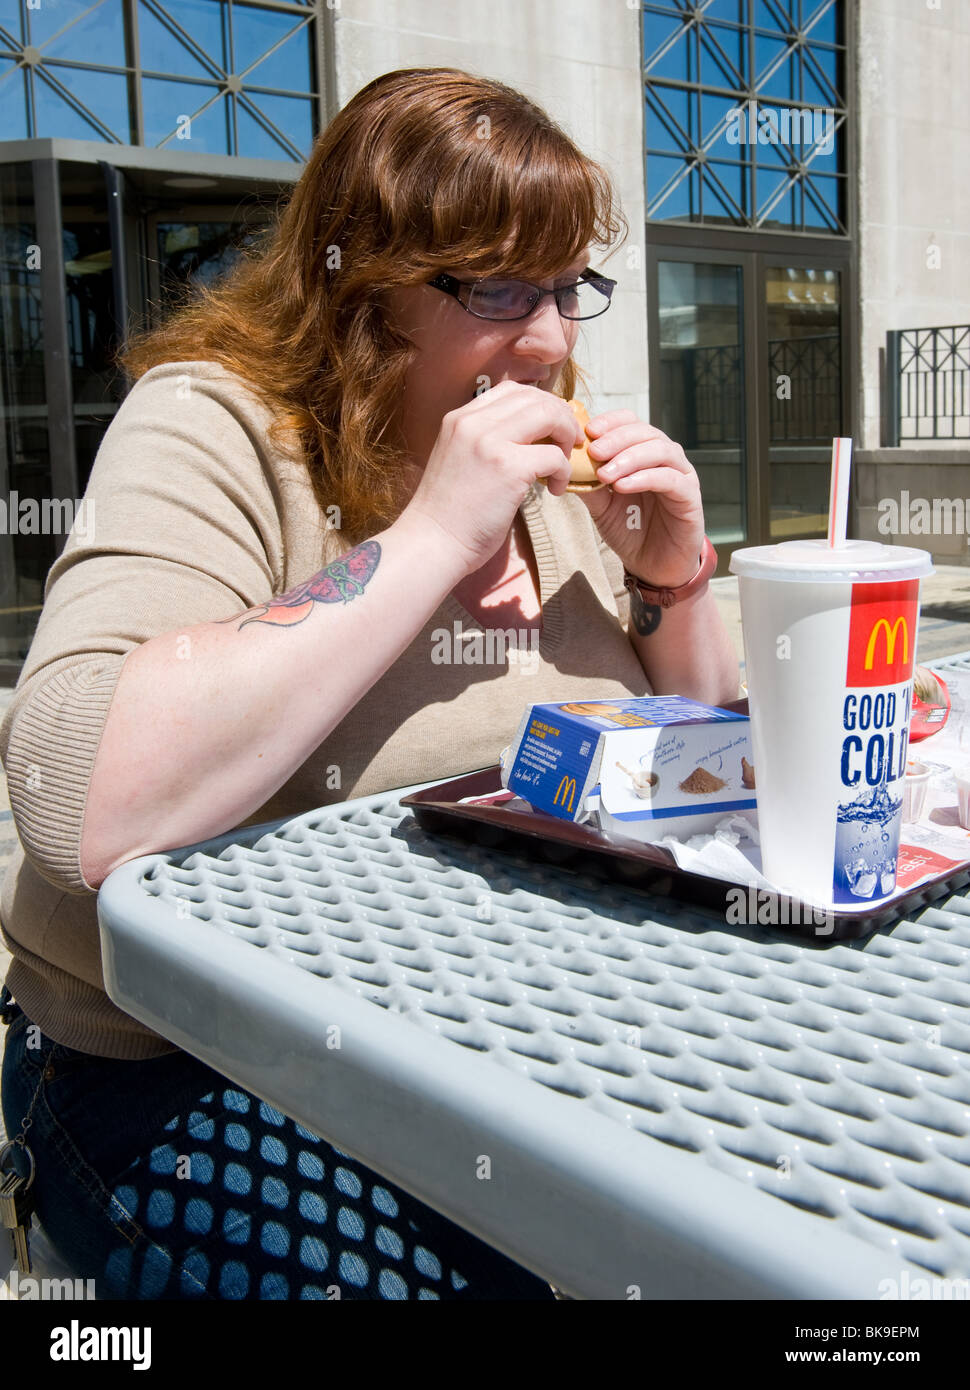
top-left (0, 992), bottom-right (555, 1300)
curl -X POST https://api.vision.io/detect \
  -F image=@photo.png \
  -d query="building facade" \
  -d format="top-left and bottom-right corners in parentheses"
top-left (0, 0), bottom-right (967, 676)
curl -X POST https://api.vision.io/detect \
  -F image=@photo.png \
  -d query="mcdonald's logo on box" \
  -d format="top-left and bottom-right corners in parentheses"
top-left (845, 580), bottom-right (919, 687)
top-left (552, 775), bottom-right (577, 812)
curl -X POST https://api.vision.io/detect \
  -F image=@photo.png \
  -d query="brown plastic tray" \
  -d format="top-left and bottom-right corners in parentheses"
top-left (401, 717), bottom-right (970, 943)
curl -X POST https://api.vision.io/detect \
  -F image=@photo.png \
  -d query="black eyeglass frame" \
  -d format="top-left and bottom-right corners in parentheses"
top-left (426, 266), bottom-right (617, 321)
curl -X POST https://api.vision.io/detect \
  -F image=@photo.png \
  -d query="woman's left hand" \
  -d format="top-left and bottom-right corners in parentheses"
top-left (577, 409), bottom-right (706, 589)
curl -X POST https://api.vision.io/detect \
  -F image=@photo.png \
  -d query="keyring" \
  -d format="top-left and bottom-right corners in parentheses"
top-left (0, 1138), bottom-right (36, 1190)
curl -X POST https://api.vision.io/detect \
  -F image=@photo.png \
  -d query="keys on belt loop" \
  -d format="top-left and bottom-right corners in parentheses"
top-left (1, 1053), bottom-right (48, 1277)
top-left (0, 1140), bottom-right (35, 1275)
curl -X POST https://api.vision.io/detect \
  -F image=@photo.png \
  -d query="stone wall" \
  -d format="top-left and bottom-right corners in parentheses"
top-left (856, 0), bottom-right (970, 450)
top-left (855, 449), bottom-right (970, 565)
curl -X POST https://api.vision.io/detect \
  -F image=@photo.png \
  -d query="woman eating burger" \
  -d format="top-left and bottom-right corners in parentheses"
top-left (0, 66), bottom-right (738, 1301)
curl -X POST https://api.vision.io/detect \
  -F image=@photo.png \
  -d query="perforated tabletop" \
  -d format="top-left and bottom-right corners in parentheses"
top-left (97, 654), bottom-right (970, 1300)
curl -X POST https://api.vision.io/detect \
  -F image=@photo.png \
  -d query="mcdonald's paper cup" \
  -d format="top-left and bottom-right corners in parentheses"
top-left (729, 539), bottom-right (934, 910)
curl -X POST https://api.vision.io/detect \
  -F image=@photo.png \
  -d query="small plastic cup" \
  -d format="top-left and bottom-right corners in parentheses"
top-left (954, 764), bottom-right (970, 830)
top-left (901, 761), bottom-right (932, 823)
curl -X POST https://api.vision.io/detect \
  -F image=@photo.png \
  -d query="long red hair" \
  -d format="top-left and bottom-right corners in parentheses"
top-left (117, 67), bottom-right (627, 538)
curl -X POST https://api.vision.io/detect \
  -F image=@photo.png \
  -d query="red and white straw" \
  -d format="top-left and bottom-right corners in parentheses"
top-left (827, 436), bottom-right (853, 548)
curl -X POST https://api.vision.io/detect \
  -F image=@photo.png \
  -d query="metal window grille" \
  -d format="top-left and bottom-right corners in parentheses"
top-left (886, 326), bottom-right (970, 444)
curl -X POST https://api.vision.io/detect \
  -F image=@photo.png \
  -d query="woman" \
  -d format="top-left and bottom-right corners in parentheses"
top-left (0, 68), bottom-right (738, 1300)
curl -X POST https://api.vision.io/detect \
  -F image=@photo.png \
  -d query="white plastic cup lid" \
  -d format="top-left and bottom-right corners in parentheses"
top-left (729, 538), bottom-right (934, 584)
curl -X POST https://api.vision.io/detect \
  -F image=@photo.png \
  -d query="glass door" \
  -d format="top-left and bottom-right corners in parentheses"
top-left (763, 260), bottom-right (844, 538)
top-left (649, 244), bottom-right (849, 558)
top-left (146, 211), bottom-right (269, 325)
top-left (0, 156), bottom-right (281, 677)
top-left (648, 247), bottom-right (758, 565)
top-left (0, 162), bottom-right (51, 668)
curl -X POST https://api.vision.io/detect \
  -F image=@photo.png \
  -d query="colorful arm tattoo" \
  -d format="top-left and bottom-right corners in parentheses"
top-left (217, 540), bottom-right (381, 630)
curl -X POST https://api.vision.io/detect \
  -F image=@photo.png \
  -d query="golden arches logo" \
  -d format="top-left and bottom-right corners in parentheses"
top-left (553, 775), bottom-right (577, 812)
top-left (864, 616), bottom-right (909, 670)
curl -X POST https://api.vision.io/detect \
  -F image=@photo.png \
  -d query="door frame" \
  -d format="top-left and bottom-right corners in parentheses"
top-left (647, 229), bottom-right (854, 566)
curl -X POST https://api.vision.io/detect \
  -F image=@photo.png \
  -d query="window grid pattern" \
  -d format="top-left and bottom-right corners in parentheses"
top-left (0, 0), bottom-right (321, 160)
top-left (642, 0), bottom-right (847, 234)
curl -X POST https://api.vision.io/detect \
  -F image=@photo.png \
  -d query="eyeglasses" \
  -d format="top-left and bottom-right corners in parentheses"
top-left (427, 266), bottom-right (616, 321)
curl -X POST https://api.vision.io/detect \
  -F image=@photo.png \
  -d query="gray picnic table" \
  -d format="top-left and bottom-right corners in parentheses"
top-left (97, 653), bottom-right (970, 1300)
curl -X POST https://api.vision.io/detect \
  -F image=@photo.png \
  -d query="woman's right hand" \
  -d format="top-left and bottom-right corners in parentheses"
top-left (401, 381), bottom-right (583, 574)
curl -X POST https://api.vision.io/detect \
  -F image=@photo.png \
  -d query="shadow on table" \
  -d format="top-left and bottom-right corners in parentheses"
top-left (389, 813), bottom-right (959, 956)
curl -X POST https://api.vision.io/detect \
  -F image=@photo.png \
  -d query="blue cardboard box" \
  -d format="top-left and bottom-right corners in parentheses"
top-left (502, 695), bottom-right (756, 842)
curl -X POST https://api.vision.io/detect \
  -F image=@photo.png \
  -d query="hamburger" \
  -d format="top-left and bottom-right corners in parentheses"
top-left (538, 399), bottom-right (605, 493)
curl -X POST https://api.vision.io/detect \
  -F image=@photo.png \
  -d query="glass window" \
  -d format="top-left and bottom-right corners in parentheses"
top-left (704, 0), bottom-right (745, 19)
top-left (3, 0), bottom-right (320, 154)
top-left (649, 85), bottom-right (692, 150)
top-left (700, 91), bottom-right (740, 144)
top-left (755, 36), bottom-right (794, 98)
top-left (0, 61), bottom-right (29, 141)
top-left (802, 176), bottom-right (843, 231)
top-left (28, 0), bottom-right (126, 63)
top-left (142, 78), bottom-right (230, 153)
top-left (699, 29), bottom-right (742, 90)
top-left (757, 169), bottom-right (795, 228)
top-left (706, 161), bottom-right (747, 222)
top-left (136, 0), bottom-right (220, 79)
top-left (705, 21), bottom-right (747, 82)
top-left (805, 1), bottom-right (839, 46)
top-left (38, 65), bottom-right (131, 143)
top-left (233, 8), bottom-right (313, 92)
top-left (647, 155), bottom-right (696, 221)
top-left (236, 93), bottom-right (314, 160)
top-left (644, 0), bottom-right (847, 233)
top-left (802, 58), bottom-right (838, 109)
top-left (754, 0), bottom-right (790, 32)
top-left (33, 71), bottom-right (120, 141)
top-left (645, 32), bottom-right (691, 84)
top-left (157, 0), bottom-right (230, 71)
top-left (642, 14), bottom-right (683, 69)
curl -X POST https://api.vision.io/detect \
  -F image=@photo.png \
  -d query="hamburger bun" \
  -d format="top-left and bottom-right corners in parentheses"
top-left (538, 399), bottom-right (605, 493)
